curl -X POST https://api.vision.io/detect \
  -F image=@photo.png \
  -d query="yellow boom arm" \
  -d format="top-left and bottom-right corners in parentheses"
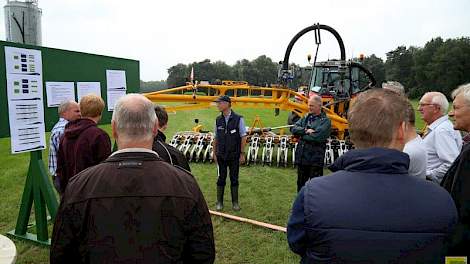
top-left (143, 81), bottom-right (349, 139)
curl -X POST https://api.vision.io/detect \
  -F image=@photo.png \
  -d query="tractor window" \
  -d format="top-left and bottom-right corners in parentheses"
top-left (309, 66), bottom-right (350, 97)
top-left (309, 67), bottom-right (323, 93)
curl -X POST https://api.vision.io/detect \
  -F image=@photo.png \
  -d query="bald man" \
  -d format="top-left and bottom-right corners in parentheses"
top-left (292, 95), bottom-right (331, 192)
top-left (51, 94), bottom-right (215, 263)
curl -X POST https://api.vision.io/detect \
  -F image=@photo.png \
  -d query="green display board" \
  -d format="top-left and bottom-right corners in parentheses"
top-left (1, 41), bottom-right (139, 245)
top-left (0, 40), bottom-right (140, 138)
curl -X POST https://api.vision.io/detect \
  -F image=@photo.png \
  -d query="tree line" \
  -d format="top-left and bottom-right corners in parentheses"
top-left (141, 36), bottom-right (470, 99)
top-left (361, 37), bottom-right (470, 98)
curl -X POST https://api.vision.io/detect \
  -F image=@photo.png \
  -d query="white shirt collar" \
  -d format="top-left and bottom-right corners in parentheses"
top-left (110, 148), bottom-right (159, 157)
top-left (223, 110), bottom-right (232, 118)
top-left (428, 115), bottom-right (449, 130)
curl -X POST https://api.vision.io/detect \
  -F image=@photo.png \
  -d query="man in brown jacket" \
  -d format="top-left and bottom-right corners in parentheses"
top-left (56, 94), bottom-right (111, 193)
top-left (51, 94), bottom-right (215, 264)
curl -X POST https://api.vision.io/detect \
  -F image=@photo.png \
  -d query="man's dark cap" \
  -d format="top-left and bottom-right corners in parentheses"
top-left (215, 95), bottom-right (231, 103)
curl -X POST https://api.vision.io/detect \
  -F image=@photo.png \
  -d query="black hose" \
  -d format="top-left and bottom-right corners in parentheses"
top-left (281, 24), bottom-right (346, 71)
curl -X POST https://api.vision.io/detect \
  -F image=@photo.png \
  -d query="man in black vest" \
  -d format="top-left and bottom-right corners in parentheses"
top-left (213, 95), bottom-right (247, 211)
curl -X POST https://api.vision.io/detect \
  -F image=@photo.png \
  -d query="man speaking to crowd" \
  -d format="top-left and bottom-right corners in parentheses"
top-left (291, 94), bottom-right (331, 192)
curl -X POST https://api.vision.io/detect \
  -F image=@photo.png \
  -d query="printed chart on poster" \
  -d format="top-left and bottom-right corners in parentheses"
top-left (4, 46), bottom-right (46, 154)
top-left (77, 82), bottom-right (101, 102)
top-left (45, 82), bottom-right (75, 107)
top-left (106, 70), bottom-right (127, 111)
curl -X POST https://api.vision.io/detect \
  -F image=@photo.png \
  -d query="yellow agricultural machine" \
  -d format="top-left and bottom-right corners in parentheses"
top-left (143, 24), bottom-right (376, 166)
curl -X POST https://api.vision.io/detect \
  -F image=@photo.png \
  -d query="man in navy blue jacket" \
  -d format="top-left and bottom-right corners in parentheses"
top-left (287, 89), bottom-right (458, 264)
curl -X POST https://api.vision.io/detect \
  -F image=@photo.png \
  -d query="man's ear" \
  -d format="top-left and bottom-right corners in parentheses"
top-left (397, 121), bottom-right (406, 142)
top-left (111, 120), bottom-right (118, 140)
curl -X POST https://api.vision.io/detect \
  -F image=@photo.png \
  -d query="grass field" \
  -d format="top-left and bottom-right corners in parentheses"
top-left (0, 101), bottom-right (426, 264)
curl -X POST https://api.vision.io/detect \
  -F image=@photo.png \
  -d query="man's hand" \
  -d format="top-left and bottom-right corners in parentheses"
top-left (306, 128), bottom-right (315, 134)
top-left (239, 153), bottom-right (246, 165)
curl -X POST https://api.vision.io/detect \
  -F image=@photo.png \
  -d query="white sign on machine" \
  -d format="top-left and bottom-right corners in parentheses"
top-left (4, 46), bottom-right (46, 154)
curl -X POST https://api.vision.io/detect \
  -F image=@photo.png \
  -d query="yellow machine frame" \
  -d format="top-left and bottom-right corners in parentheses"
top-left (143, 81), bottom-right (349, 139)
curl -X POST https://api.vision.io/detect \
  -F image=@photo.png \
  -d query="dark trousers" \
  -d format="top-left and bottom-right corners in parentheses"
top-left (297, 165), bottom-right (323, 192)
top-left (217, 157), bottom-right (240, 187)
top-left (52, 175), bottom-right (61, 194)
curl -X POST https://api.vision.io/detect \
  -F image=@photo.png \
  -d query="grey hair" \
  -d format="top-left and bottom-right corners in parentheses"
top-left (428, 92), bottom-right (449, 114)
top-left (309, 94), bottom-right (322, 105)
top-left (382, 81), bottom-right (405, 95)
top-left (58, 100), bottom-right (77, 115)
top-left (451, 83), bottom-right (470, 105)
top-left (111, 94), bottom-right (157, 141)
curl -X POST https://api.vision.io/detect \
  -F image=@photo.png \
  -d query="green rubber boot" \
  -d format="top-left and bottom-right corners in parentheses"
top-left (216, 186), bottom-right (224, 211)
top-left (231, 186), bottom-right (241, 211)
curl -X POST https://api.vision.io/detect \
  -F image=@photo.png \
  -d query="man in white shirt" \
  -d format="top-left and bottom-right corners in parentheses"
top-left (418, 92), bottom-right (462, 183)
top-left (403, 101), bottom-right (427, 179)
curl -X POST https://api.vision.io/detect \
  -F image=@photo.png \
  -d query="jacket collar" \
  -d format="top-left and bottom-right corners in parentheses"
top-left (111, 148), bottom-right (158, 157)
top-left (107, 149), bottom-right (160, 162)
top-left (221, 110), bottom-right (233, 118)
top-left (428, 115), bottom-right (449, 130)
top-left (329, 147), bottom-right (409, 174)
top-left (307, 111), bottom-right (325, 118)
top-left (156, 131), bottom-right (167, 142)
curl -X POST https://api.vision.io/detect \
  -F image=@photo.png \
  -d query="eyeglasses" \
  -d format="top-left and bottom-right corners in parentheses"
top-left (418, 103), bottom-right (438, 107)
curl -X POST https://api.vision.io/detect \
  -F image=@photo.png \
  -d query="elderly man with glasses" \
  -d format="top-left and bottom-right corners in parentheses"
top-left (441, 83), bottom-right (470, 255)
top-left (418, 92), bottom-right (462, 183)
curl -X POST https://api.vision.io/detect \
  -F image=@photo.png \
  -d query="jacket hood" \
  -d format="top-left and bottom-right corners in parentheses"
top-left (64, 118), bottom-right (97, 139)
top-left (329, 147), bottom-right (409, 174)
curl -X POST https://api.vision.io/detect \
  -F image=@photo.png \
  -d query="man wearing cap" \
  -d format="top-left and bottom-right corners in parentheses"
top-left (213, 95), bottom-right (247, 211)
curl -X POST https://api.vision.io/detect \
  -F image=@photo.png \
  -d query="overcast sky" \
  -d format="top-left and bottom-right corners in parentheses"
top-left (1, 0), bottom-right (469, 81)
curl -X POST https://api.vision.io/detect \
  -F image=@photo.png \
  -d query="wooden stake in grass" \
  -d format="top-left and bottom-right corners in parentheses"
top-left (209, 210), bottom-right (287, 233)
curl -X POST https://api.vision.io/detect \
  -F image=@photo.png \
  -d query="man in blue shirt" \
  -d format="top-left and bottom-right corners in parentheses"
top-left (212, 95), bottom-right (247, 211)
top-left (48, 100), bottom-right (80, 193)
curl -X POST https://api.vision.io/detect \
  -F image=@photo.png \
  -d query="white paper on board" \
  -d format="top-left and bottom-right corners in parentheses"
top-left (106, 70), bottom-right (127, 111)
top-left (4, 46), bottom-right (42, 76)
top-left (77, 82), bottom-right (101, 102)
top-left (4, 46), bottom-right (46, 154)
top-left (10, 123), bottom-right (46, 153)
top-left (106, 70), bottom-right (127, 90)
top-left (45, 82), bottom-right (75, 107)
top-left (8, 99), bottom-right (45, 127)
top-left (107, 90), bottom-right (127, 111)
top-left (6, 74), bottom-right (43, 101)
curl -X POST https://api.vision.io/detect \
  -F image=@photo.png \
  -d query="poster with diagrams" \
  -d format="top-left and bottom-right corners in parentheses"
top-left (5, 46), bottom-right (46, 154)
top-left (45, 82), bottom-right (75, 107)
top-left (77, 82), bottom-right (101, 102)
top-left (106, 70), bottom-right (127, 111)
